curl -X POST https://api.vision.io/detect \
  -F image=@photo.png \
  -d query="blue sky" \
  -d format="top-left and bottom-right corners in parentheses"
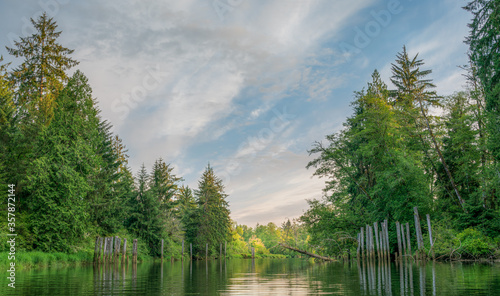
top-left (0, 0), bottom-right (472, 226)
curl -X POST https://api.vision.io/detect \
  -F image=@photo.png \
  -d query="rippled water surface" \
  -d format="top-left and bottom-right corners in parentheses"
top-left (1, 258), bottom-right (499, 295)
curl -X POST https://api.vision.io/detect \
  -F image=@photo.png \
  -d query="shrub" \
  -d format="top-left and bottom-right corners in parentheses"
top-left (456, 228), bottom-right (494, 259)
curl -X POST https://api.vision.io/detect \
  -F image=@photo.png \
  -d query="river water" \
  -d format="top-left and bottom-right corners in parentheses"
top-left (1, 258), bottom-right (499, 295)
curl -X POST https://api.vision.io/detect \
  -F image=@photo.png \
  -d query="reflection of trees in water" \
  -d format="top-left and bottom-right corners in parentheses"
top-left (8, 258), bottom-right (499, 295)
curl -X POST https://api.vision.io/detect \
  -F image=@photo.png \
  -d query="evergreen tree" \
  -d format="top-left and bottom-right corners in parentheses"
top-left (391, 46), bottom-right (466, 211)
top-left (465, 0), bottom-right (500, 210)
top-left (6, 12), bottom-right (79, 126)
top-left (126, 164), bottom-right (165, 257)
top-left (186, 165), bottom-right (231, 257)
top-left (24, 71), bottom-right (100, 252)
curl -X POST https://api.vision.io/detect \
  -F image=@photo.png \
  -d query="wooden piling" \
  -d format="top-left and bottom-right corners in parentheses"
top-left (400, 223), bottom-right (407, 257)
top-left (405, 222), bottom-right (412, 257)
top-left (396, 221), bottom-right (402, 261)
top-left (383, 220), bottom-right (390, 260)
top-left (252, 247), bottom-right (255, 259)
top-left (190, 243), bottom-right (192, 260)
top-left (357, 233), bottom-right (361, 259)
top-left (206, 243), bottom-right (208, 259)
top-left (99, 237), bottom-right (104, 263)
top-left (94, 236), bottom-right (100, 263)
top-left (115, 236), bottom-right (120, 262)
top-left (225, 241), bottom-right (227, 257)
top-left (374, 222), bottom-right (380, 259)
top-left (413, 207), bottom-right (424, 259)
top-left (426, 214), bottom-right (434, 260)
top-left (103, 237), bottom-right (108, 262)
top-left (161, 239), bottom-right (164, 260)
top-left (182, 240), bottom-right (184, 258)
top-left (109, 237), bottom-right (114, 263)
top-left (220, 243), bottom-right (222, 258)
top-left (367, 225), bottom-right (372, 259)
top-left (122, 238), bottom-right (127, 263)
top-left (132, 239), bottom-right (138, 262)
top-left (360, 227), bottom-right (365, 260)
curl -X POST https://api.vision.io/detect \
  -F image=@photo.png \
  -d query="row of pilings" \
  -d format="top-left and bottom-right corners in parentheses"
top-left (94, 238), bottom-right (256, 264)
top-left (356, 207), bottom-right (434, 262)
top-left (93, 237), bottom-right (138, 264)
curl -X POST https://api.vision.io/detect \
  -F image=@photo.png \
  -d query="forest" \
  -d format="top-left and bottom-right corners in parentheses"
top-left (0, 13), bottom-right (311, 263)
top-left (301, 1), bottom-right (500, 260)
top-left (1, 0), bottom-right (499, 265)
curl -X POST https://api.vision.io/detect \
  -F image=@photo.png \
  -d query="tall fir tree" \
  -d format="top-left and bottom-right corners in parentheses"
top-left (6, 12), bottom-right (79, 126)
top-left (186, 165), bottom-right (231, 257)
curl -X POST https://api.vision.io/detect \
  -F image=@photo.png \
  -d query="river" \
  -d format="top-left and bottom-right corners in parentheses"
top-left (1, 258), bottom-right (499, 295)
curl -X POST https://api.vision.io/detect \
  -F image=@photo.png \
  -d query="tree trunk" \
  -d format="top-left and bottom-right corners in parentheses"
top-left (278, 243), bottom-right (335, 261)
top-left (417, 95), bottom-right (466, 212)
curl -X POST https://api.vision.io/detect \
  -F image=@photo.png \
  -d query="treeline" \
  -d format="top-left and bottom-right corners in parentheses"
top-left (301, 0), bottom-right (500, 260)
top-left (0, 13), bottom-right (237, 259)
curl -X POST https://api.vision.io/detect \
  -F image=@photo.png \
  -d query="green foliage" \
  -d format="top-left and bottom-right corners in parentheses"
top-left (303, 46), bottom-right (500, 259)
top-left (457, 228), bottom-right (495, 259)
top-left (185, 165), bottom-right (231, 258)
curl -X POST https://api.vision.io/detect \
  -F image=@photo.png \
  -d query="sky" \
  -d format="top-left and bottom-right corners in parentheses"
top-left (0, 0), bottom-right (472, 227)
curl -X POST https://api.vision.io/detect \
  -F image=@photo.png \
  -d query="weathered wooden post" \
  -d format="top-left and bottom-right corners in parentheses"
top-left (379, 230), bottom-right (384, 261)
top-left (225, 241), bottom-right (227, 257)
top-left (94, 236), bottom-right (100, 263)
top-left (413, 207), bottom-right (424, 259)
top-left (357, 233), bottom-right (361, 259)
top-left (426, 214), bottom-right (434, 260)
top-left (103, 237), bottom-right (108, 263)
top-left (220, 243), bottom-right (222, 258)
top-left (384, 220), bottom-right (390, 260)
top-left (132, 239), bottom-right (138, 262)
top-left (405, 222), bottom-right (412, 257)
top-left (370, 225), bottom-right (374, 259)
top-left (99, 237), bottom-right (104, 263)
top-left (114, 237), bottom-right (120, 262)
top-left (161, 239), bottom-right (164, 260)
top-left (122, 238), bottom-right (127, 263)
top-left (360, 227), bottom-right (365, 260)
top-left (374, 222), bottom-right (380, 259)
top-left (400, 223), bottom-right (407, 257)
top-left (182, 240), bottom-right (184, 259)
top-left (367, 225), bottom-right (372, 259)
top-left (190, 243), bottom-right (192, 260)
top-left (396, 221), bottom-right (402, 261)
top-left (252, 247), bottom-right (255, 259)
top-left (206, 243), bottom-right (208, 259)
top-left (109, 237), bottom-right (115, 263)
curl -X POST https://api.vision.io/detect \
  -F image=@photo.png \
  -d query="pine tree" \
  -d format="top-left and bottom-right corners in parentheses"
top-left (186, 165), bottom-right (231, 257)
top-left (126, 164), bottom-right (165, 257)
top-left (6, 12), bottom-right (79, 126)
top-left (25, 71), bottom-right (100, 252)
top-left (391, 46), bottom-right (466, 212)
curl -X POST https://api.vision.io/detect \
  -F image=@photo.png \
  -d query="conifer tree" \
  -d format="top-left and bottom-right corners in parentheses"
top-left (186, 165), bottom-right (231, 257)
top-left (6, 12), bottom-right (79, 126)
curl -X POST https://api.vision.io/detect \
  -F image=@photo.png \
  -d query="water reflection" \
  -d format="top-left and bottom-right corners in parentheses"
top-left (1, 258), bottom-right (499, 295)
